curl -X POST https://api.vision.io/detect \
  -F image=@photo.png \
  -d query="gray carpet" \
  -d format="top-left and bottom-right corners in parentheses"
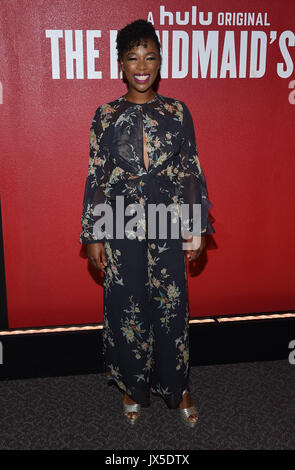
top-left (0, 359), bottom-right (294, 450)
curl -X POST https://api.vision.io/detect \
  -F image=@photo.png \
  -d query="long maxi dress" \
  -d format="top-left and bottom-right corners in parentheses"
top-left (79, 93), bottom-right (215, 409)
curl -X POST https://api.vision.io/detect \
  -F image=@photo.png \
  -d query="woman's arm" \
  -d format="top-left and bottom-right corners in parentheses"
top-left (79, 106), bottom-right (111, 245)
top-left (179, 101), bottom-right (215, 259)
top-left (79, 107), bottom-right (111, 271)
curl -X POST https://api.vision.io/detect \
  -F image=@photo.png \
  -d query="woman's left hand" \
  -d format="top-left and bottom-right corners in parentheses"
top-left (186, 236), bottom-right (206, 261)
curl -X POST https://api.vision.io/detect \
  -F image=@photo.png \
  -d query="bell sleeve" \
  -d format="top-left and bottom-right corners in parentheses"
top-left (179, 101), bottom-right (215, 237)
top-left (79, 106), bottom-right (111, 244)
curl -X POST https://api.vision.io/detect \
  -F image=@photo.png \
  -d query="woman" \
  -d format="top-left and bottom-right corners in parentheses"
top-left (79, 19), bottom-right (215, 427)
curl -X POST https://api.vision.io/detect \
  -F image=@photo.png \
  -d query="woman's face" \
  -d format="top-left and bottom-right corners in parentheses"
top-left (120, 38), bottom-right (161, 94)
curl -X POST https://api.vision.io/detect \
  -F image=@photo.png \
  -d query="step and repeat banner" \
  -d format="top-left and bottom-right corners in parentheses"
top-left (0, 0), bottom-right (295, 328)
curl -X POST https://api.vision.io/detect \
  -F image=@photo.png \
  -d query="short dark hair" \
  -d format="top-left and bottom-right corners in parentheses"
top-left (116, 19), bottom-right (161, 61)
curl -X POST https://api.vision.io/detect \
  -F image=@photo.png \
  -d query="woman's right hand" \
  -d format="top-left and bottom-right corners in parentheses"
top-left (87, 243), bottom-right (107, 272)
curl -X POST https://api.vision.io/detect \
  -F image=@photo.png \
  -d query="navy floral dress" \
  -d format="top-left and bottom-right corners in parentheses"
top-left (79, 93), bottom-right (215, 409)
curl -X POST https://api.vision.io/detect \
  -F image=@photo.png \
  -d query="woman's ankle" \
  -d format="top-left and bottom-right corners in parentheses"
top-left (179, 391), bottom-right (194, 409)
top-left (123, 392), bottom-right (136, 404)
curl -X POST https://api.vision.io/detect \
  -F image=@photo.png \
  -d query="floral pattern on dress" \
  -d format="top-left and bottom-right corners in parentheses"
top-left (175, 326), bottom-right (189, 374)
top-left (146, 242), bottom-right (181, 333)
top-left (80, 93), bottom-right (215, 409)
top-left (106, 364), bottom-right (133, 396)
top-left (103, 241), bottom-right (124, 295)
top-left (102, 316), bottom-right (115, 353)
top-left (154, 281), bottom-right (181, 332)
top-left (79, 94), bottom-right (215, 244)
top-left (120, 295), bottom-right (155, 381)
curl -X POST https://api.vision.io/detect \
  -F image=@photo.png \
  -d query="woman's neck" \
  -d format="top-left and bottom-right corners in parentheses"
top-left (123, 89), bottom-right (156, 104)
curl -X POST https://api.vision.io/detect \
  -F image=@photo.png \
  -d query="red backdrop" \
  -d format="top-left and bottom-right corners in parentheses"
top-left (0, 0), bottom-right (295, 328)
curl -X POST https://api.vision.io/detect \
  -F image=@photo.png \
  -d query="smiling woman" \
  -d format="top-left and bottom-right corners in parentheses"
top-left (117, 20), bottom-right (161, 104)
top-left (79, 19), bottom-right (215, 429)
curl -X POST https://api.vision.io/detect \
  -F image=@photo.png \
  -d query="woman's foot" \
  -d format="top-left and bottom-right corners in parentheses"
top-left (178, 390), bottom-right (199, 424)
top-left (123, 393), bottom-right (141, 423)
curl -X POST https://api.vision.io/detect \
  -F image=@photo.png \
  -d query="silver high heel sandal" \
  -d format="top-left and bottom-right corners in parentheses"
top-left (123, 401), bottom-right (141, 425)
top-left (179, 389), bottom-right (199, 428)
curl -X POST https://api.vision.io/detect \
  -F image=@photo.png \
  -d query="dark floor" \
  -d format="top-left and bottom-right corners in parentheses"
top-left (0, 359), bottom-right (294, 450)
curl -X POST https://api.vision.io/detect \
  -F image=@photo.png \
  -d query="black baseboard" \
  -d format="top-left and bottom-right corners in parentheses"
top-left (0, 328), bottom-right (105, 380)
top-left (189, 317), bottom-right (295, 366)
top-left (0, 197), bottom-right (8, 329)
top-left (0, 316), bottom-right (294, 380)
